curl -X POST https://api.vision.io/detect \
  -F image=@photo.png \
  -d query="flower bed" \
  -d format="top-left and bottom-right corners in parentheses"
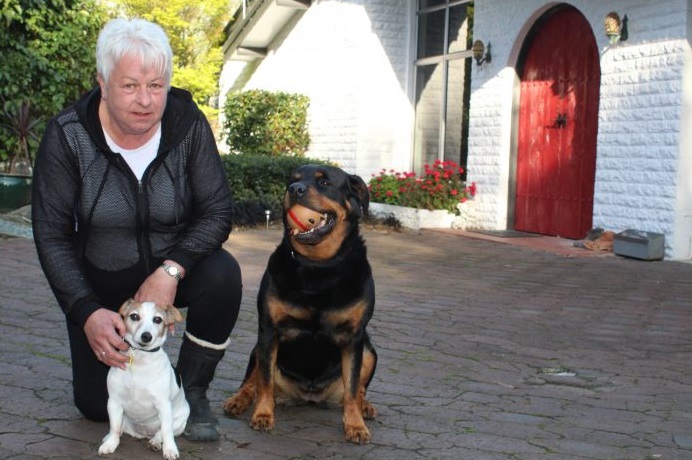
top-left (368, 160), bottom-right (476, 215)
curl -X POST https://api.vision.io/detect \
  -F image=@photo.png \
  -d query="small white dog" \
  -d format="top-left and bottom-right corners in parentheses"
top-left (98, 299), bottom-right (190, 459)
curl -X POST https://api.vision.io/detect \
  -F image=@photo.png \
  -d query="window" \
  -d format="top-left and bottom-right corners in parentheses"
top-left (414, 1), bottom-right (473, 177)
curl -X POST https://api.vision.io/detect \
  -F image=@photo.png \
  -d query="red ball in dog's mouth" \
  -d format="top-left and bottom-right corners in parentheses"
top-left (287, 204), bottom-right (329, 235)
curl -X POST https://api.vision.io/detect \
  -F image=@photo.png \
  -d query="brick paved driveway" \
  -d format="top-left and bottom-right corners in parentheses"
top-left (0, 227), bottom-right (690, 459)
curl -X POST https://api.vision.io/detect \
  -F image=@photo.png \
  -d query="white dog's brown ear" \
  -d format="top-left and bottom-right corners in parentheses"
top-left (165, 305), bottom-right (184, 325)
top-left (118, 298), bottom-right (136, 317)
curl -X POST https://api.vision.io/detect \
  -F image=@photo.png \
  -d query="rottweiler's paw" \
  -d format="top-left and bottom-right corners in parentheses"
top-left (222, 394), bottom-right (252, 416)
top-left (344, 424), bottom-right (371, 444)
top-left (250, 412), bottom-right (275, 432)
top-left (362, 400), bottom-right (377, 420)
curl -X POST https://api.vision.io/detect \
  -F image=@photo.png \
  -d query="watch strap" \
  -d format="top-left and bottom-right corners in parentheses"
top-left (161, 262), bottom-right (182, 281)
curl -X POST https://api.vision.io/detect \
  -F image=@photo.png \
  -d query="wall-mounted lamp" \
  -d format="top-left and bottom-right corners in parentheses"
top-left (605, 12), bottom-right (628, 44)
top-left (472, 40), bottom-right (492, 66)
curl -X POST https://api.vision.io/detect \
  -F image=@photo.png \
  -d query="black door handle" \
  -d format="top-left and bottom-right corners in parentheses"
top-left (555, 113), bottom-right (567, 128)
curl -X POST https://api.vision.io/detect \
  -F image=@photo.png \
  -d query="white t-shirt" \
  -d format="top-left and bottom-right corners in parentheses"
top-left (104, 124), bottom-right (161, 181)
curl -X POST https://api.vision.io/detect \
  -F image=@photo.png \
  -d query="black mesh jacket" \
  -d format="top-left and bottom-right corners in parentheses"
top-left (32, 87), bottom-right (233, 328)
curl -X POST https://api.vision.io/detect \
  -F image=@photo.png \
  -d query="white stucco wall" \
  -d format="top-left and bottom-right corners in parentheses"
top-left (219, 0), bottom-right (414, 181)
top-left (470, 0), bottom-right (691, 259)
top-left (675, 4), bottom-right (692, 259)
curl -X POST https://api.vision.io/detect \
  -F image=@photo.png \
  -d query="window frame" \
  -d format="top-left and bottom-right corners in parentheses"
top-left (413, 0), bottom-right (474, 175)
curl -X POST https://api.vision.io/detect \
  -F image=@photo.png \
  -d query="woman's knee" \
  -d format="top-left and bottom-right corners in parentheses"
top-left (74, 385), bottom-right (108, 422)
top-left (190, 249), bottom-right (242, 298)
top-left (181, 250), bottom-right (243, 342)
top-left (66, 321), bottom-right (109, 421)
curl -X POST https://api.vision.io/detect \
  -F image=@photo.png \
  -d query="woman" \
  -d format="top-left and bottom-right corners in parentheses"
top-left (31, 18), bottom-right (242, 443)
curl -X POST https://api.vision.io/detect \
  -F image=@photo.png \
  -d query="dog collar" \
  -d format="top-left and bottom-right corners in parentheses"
top-left (124, 339), bottom-right (161, 354)
top-left (284, 239), bottom-right (352, 268)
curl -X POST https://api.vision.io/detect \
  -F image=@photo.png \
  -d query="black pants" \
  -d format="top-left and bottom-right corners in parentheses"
top-left (66, 249), bottom-right (242, 422)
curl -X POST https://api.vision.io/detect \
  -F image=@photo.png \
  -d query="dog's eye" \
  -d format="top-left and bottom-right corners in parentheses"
top-left (129, 313), bottom-right (140, 321)
top-left (153, 317), bottom-right (163, 324)
top-left (319, 179), bottom-right (331, 187)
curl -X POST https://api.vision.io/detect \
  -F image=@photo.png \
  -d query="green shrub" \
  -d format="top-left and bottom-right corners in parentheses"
top-left (222, 154), bottom-right (333, 227)
top-left (0, 0), bottom-right (105, 167)
top-left (222, 89), bottom-right (310, 156)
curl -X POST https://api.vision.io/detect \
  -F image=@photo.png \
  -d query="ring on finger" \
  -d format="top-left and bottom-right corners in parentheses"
top-left (101, 351), bottom-right (107, 356)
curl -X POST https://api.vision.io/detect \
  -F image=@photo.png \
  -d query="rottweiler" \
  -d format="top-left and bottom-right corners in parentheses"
top-left (222, 164), bottom-right (377, 444)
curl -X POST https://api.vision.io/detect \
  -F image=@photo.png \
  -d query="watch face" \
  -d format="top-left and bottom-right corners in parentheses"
top-left (163, 264), bottom-right (180, 279)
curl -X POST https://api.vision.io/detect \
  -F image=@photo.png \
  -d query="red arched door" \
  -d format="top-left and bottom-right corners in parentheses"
top-left (515, 6), bottom-right (600, 239)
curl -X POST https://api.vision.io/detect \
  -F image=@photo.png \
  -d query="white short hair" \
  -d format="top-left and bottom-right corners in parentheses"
top-left (96, 18), bottom-right (173, 87)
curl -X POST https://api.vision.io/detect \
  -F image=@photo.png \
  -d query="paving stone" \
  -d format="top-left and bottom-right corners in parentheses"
top-left (1, 227), bottom-right (691, 459)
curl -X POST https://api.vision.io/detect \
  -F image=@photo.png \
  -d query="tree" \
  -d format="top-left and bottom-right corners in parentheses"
top-left (0, 0), bottom-right (106, 166)
top-left (109, 0), bottom-right (233, 123)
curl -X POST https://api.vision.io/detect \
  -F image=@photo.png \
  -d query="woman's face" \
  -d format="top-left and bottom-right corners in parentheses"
top-left (98, 53), bottom-right (167, 144)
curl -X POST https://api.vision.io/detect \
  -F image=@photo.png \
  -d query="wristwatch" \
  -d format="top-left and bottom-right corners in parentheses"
top-left (161, 262), bottom-right (182, 281)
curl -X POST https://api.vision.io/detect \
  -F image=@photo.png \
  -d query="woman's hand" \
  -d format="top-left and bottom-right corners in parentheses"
top-left (84, 308), bottom-right (129, 369)
top-left (133, 263), bottom-right (182, 307)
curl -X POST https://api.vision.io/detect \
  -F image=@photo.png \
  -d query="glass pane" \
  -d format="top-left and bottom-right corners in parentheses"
top-left (419, 0), bottom-right (446, 9)
top-left (448, 4), bottom-right (472, 53)
top-left (417, 9), bottom-right (445, 59)
top-left (444, 58), bottom-right (471, 173)
top-left (413, 63), bottom-right (444, 172)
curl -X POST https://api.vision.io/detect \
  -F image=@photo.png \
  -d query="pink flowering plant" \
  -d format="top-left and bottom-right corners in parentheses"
top-left (368, 160), bottom-right (477, 214)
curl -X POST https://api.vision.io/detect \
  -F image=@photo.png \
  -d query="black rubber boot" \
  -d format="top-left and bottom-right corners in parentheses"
top-left (176, 335), bottom-right (226, 442)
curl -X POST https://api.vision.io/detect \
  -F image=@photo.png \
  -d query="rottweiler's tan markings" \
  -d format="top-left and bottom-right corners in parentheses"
top-left (249, 344), bottom-right (278, 431)
top-left (324, 300), bottom-right (369, 332)
top-left (267, 295), bottom-right (313, 324)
